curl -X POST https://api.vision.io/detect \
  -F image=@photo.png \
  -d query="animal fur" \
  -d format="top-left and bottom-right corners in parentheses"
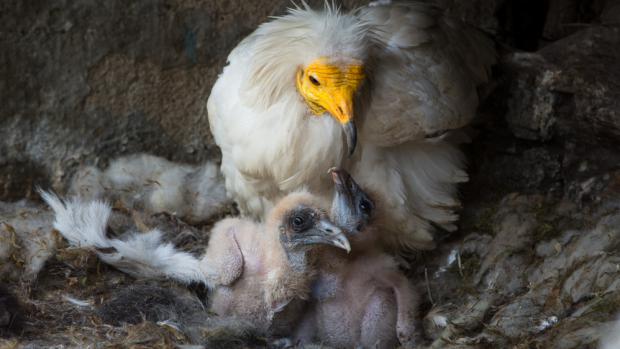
top-left (295, 169), bottom-right (420, 348)
top-left (70, 153), bottom-right (230, 224)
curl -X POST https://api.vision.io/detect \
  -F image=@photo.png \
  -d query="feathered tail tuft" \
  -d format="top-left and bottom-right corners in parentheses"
top-left (39, 190), bottom-right (211, 286)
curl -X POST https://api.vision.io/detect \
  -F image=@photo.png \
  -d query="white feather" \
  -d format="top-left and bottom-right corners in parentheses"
top-left (207, 2), bottom-right (495, 249)
top-left (71, 154), bottom-right (230, 223)
top-left (600, 316), bottom-right (620, 349)
top-left (39, 190), bottom-right (210, 286)
top-left (187, 162), bottom-right (229, 222)
top-left (63, 295), bottom-right (93, 308)
top-left (69, 166), bottom-right (107, 200)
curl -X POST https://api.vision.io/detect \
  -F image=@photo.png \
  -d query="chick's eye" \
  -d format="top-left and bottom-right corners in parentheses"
top-left (293, 216), bottom-right (305, 227)
top-left (309, 75), bottom-right (320, 86)
top-left (359, 200), bottom-right (371, 214)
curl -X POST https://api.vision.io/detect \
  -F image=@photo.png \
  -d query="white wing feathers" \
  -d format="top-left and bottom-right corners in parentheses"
top-left (40, 190), bottom-right (212, 286)
top-left (352, 132), bottom-right (467, 250)
top-left (206, 2), bottom-right (496, 250)
top-left (358, 1), bottom-right (495, 146)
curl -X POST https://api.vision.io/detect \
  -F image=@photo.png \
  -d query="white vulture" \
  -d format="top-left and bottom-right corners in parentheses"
top-left (208, 0), bottom-right (495, 250)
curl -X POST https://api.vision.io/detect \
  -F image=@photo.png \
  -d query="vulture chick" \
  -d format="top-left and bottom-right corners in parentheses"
top-left (41, 190), bottom-right (350, 337)
top-left (295, 169), bottom-right (419, 348)
top-left (202, 191), bottom-right (351, 335)
top-left (208, 1), bottom-right (496, 250)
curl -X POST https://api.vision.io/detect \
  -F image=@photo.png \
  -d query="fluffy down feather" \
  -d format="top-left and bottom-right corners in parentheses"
top-left (207, 1), bottom-right (495, 250)
top-left (0, 200), bottom-right (57, 282)
top-left (70, 154), bottom-right (230, 224)
top-left (40, 191), bottom-right (209, 286)
top-left (295, 169), bottom-right (420, 348)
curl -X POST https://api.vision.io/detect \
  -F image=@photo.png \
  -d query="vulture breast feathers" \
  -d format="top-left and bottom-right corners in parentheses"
top-left (208, 1), bottom-right (495, 250)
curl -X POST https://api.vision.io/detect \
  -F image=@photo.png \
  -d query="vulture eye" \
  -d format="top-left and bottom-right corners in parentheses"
top-left (289, 208), bottom-right (314, 232)
top-left (309, 75), bottom-right (320, 86)
top-left (293, 216), bottom-right (305, 228)
top-left (359, 199), bottom-right (372, 214)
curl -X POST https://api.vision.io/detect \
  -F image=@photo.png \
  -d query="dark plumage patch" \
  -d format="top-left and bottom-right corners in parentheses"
top-left (286, 206), bottom-right (317, 234)
top-left (0, 286), bottom-right (22, 337)
top-left (97, 284), bottom-right (266, 348)
top-left (97, 283), bottom-right (203, 326)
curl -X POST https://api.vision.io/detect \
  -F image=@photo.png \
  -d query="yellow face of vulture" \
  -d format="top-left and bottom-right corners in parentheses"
top-left (296, 57), bottom-right (365, 155)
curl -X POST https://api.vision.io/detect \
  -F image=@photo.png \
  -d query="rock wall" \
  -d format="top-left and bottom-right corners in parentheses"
top-left (0, 0), bottom-right (364, 200)
top-left (427, 1), bottom-right (620, 346)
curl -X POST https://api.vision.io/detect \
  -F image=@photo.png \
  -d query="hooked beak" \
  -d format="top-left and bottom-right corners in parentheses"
top-left (301, 219), bottom-right (351, 253)
top-left (323, 88), bottom-right (357, 157)
top-left (297, 59), bottom-right (364, 156)
top-left (343, 121), bottom-right (357, 157)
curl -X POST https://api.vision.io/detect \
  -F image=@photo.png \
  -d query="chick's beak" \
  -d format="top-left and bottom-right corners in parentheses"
top-left (329, 167), bottom-right (352, 191)
top-left (328, 167), bottom-right (357, 229)
top-left (329, 167), bottom-right (363, 200)
top-left (302, 219), bottom-right (351, 253)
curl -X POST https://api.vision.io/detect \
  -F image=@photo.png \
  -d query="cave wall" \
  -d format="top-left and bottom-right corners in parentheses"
top-left (0, 0), bottom-right (363, 200)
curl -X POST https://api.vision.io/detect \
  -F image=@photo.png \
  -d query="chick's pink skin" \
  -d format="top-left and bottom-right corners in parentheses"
top-left (294, 169), bottom-right (419, 348)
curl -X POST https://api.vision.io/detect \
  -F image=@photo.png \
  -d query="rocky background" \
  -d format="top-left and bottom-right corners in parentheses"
top-left (1, 0), bottom-right (620, 348)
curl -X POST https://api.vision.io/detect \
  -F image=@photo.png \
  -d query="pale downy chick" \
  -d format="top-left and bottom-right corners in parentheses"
top-left (201, 191), bottom-right (351, 336)
top-left (70, 153), bottom-right (230, 224)
top-left (41, 189), bottom-right (350, 338)
top-left (296, 169), bottom-right (419, 349)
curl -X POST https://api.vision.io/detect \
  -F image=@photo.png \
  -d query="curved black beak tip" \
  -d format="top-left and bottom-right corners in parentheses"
top-left (343, 121), bottom-right (357, 157)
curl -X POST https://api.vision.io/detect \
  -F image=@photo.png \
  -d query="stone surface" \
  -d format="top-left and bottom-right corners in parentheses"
top-left (0, 0), bottom-right (365, 201)
top-left (422, 184), bottom-right (620, 348)
top-left (542, 0), bottom-right (607, 41)
top-left (503, 25), bottom-right (620, 143)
